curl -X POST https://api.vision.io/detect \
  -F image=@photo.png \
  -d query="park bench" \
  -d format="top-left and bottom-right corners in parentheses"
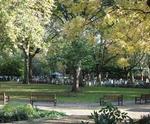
top-left (100, 94), bottom-right (123, 106)
top-left (135, 94), bottom-right (150, 104)
top-left (0, 92), bottom-right (9, 104)
top-left (30, 92), bottom-right (57, 106)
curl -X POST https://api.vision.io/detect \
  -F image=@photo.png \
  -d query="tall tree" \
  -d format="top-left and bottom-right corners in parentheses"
top-left (52, 0), bottom-right (115, 91)
top-left (0, 0), bottom-right (54, 83)
top-left (62, 39), bottom-right (93, 92)
top-left (102, 0), bottom-right (150, 81)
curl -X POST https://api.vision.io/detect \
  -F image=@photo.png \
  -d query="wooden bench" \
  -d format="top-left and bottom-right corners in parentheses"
top-left (100, 94), bottom-right (123, 106)
top-left (30, 93), bottom-right (57, 106)
top-left (0, 92), bottom-right (9, 104)
top-left (135, 94), bottom-right (150, 104)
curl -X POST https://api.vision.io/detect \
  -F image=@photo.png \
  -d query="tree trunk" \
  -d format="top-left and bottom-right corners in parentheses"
top-left (141, 70), bottom-right (144, 81)
top-left (148, 56), bottom-right (150, 81)
top-left (23, 54), bottom-right (30, 84)
top-left (21, 46), bottom-right (39, 84)
top-left (96, 64), bottom-right (101, 85)
top-left (148, 67), bottom-right (150, 81)
top-left (79, 70), bottom-right (84, 87)
top-left (129, 71), bottom-right (134, 84)
top-left (22, 44), bottom-right (30, 84)
top-left (23, 55), bottom-right (27, 84)
top-left (29, 54), bottom-right (33, 82)
top-left (96, 73), bottom-right (102, 86)
top-left (72, 65), bottom-right (81, 92)
top-left (72, 69), bottom-right (77, 92)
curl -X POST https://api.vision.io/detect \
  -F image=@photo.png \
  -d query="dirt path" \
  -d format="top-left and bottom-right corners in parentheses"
top-left (2, 102), bottom-right (150, 124)
top-left (38, 115), bottom-right (94, 124)
top-left (36, 102), bottom-right (150, 119)
top-left (13, 115), bottom-right (94, 124)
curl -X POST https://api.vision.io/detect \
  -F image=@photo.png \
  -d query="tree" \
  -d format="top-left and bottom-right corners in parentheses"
top-left (92, 33), bottom-right (119, 85)
top-left (62, 39), bottom-right (93, 91)
top-left (0, 0), bottom-right (54, 83)
top-left (52, 0), bottom-right (115, 91)
top-left (101, 0), bottom-right (150, 82)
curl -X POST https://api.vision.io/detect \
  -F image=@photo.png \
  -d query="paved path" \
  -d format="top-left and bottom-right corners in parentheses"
top-left (13, 115), bottom-right (94, 124)
top-left (1, 101), bottom-right (150, 124)
top-left (34, 102), bottom-right (150, 120)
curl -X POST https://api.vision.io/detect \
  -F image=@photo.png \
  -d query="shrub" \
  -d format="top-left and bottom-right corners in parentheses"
top-left (137, 114), bottom-right (150, 124)
top-left (91, 104), bottom-right (133, 124)
top-left (0, 103), bottom-right (66, 123)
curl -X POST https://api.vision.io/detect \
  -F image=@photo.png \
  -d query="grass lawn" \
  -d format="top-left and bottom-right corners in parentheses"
top-left (0, 81), bottom-right (150, 103)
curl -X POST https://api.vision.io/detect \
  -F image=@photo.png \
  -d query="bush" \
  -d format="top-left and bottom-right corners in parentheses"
top-left (0, 103), bottom-right (66, 123)
top-left (137, 114), bottom-right (150, 124)
top-left (91, 104), bottom-right (133, 124)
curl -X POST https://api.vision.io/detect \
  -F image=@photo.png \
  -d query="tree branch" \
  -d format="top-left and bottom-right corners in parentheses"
top-left (122, 8), bottom-right (150, 14)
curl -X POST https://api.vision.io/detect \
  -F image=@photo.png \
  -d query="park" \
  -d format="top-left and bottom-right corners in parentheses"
top-left (0, 0), bottom-right (150, 124)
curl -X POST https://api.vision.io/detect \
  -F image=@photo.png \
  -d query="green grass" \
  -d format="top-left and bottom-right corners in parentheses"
top-left (0, 81), bottom-right (150, 103)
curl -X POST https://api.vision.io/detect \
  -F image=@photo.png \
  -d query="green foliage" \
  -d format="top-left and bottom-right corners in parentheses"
top-left (0, 103), bottom-right (66, 123)
top-left (91, 104), bottom-right (132, 124)
top-left (0, 0), bottom-right (54, 49)
top-left (62, 39), bottom-right (94, 70)
top-left (0, 0), bottom-right (54, 83)
top-left (103, 0), bottom-right (150, 70)
top-left (0, 54), bottom-right (23, 76)
top-left (102, 0), bottom-right (115, 7)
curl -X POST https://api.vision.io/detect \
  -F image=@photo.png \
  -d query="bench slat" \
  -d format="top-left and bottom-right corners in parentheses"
top-left (135, 94), bottom-right (150, 104)
top-left (100, 94), bottom-right (123, 106)
top-left (30, 93), bottom-right (56, 106)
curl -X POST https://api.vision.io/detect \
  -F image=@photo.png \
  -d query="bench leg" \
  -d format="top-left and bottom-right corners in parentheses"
top-left (100, 99), bottom-right (102, 106)
top-left (119, 100), bottom-right (123, 106)
top-left (135, 97), bottom-right (141, 104)
top-left (100, 99), bottom-right (104, 106)
top-left (117, 98), bottom-right (123, 106)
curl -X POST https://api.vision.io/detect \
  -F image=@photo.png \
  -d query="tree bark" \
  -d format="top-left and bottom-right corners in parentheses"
top-left (79, 70), bottom-right (84, 87)
top-left (22, 44), bottom-right (30, 84)
top-left (96, 64), bottom-right (100, 85)
top-left (23, 54), bottom-right (30, 84)
top-left (72, 64), bottom-right (81, 92)
top-left (123, 70), bottom-right (128, 82)
top-left (23, 55), bottom-right (27, 84)
top-left (96, 64), bottom-right (103, 86)
top-left (28, 48), bottom-right (40, 82)
top-left (129, 71), bottom-right (134, 83)
top-left (29, 54), bottom-right (33, 82)
top-left (148, 67), bottom-right (150, 81)
top-left (141, 70), bottom-right (144, 81)
top-left (19, 45), bottom-right (40, 84)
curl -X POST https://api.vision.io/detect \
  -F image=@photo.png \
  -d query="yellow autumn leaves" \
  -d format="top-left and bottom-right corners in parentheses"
top-left (63, 16), bottom-right (85, 39)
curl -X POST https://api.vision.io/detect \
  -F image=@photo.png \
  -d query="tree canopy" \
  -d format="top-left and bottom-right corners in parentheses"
top-left (0, 0), bottom-right (149, 90)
